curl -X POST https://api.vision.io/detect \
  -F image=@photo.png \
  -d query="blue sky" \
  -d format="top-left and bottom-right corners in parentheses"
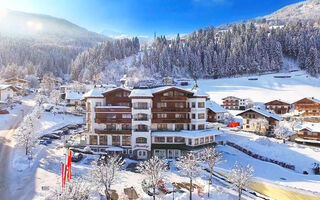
top-left (1, 0), bottom-right (304, 36)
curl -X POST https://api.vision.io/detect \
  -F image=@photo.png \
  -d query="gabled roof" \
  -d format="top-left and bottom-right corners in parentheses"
top-left (237, 107), bottom-right (283, 121)
top-left (102, 87), bottom-right (131, 95)
top-left (0, 85), bottom-right (12, 90)
top-left (295, 123), bottom-right (320, 133)
top-left (293, 97), bottom-right (320, 105)
top-left (5, 77), bottom-right (29, 83)
top-left (206, 100), bottom-right (227, 113)
top-left (265, 100), bottom-right (290, 106)
top-left (222, 96), bottom-right (241, 100)
top-left (82, 87), bottom-right (107, 98)
top-left (65, 92), bottom-right (83, 100)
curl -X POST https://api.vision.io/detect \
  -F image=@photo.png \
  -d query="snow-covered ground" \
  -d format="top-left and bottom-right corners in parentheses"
top-left (195, 70), bottom-right (320, 104)
top-left (216, 129), bottom-right (320, 196)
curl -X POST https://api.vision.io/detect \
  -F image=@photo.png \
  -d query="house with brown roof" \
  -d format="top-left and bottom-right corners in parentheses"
top-left (264, 100), bottom-right (291, 115)
top-left (293, 97), bottom-right (320, 116)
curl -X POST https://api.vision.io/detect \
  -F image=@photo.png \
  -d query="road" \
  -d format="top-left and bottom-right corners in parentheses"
top-left (0, 97), bottom-right (35, 200)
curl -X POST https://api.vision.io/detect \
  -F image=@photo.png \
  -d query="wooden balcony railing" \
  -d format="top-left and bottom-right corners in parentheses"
top-left (152, 107), bottom-right (191, 112)
top-left (152, 118), bottom-right (190, 123)
top-left (160, 96), bottom-right (187, 101)
top-left (94, 129), bottom-right (132, 135)
top-left (95, 118), bottom-right (132, 123)
top-left (95, 107), bottom-right (131, 112)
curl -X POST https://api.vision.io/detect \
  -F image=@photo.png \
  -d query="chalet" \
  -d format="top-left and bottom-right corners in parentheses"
top-left (237, 108), bottom-right (282, 135)
top-left (294, 123), bottom-right (320, 141)
top-left (0, 85), bottom-right (16, 102)
top-left (293, 97), bottom-right (320, 116)
top-left (84, 85), bottom-right (221, 160)
top-left (222, 96), bottom-right (252, 110)
top-left (65, 91), bottom-right (84, 106)
top-left (264, 100), bottom-right (291, 114)
top-left (206, 100), bottom-right (227, 123)
top-left (4, 77), bottom-right (29, 96)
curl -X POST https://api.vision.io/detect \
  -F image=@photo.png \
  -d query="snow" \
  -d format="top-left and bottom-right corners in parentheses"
top-left (152, 128), bottom-right (222, 138)
top-left (196, 70), bottom-right (320, 104)
top-left (307, 97), bottom-right (320, 104)
top-left (105, 146), bottom-right (124, 151)
top-left (294, 123), bottom-right (320, 132)
top-left (237, 107), bottom-right (283, 121)
top-left (65, 91), bottom-right (84, 100)
top-left (82, 87), bottom-right (107, 98)
top-left (206, 100), bottom-right (227, 113)
top-left (0, 84), bottom-right (12, 89)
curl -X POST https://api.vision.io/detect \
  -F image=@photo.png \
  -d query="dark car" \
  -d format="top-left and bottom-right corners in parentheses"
top-left (126, 163), bottom-right (139, 173)
top-left (71, 153), bottom-right (83, 162)
top-left (67, 124), bottom-right (78, 130)
top-left (39, 133), bottom-right (60, 140)
top-left (39, 139), bottom-right (52, 145)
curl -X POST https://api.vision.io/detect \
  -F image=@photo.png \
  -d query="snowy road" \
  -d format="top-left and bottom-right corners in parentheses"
top-left (0, 97), bottom-right (35, 200)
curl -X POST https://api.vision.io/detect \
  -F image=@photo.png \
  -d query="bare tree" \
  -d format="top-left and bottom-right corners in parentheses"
top-left (14, 114), bottom-right (37, 155)
top-left (45, 176), bottom-right (92, 200)
top-left (91, 155), bottom-right (124, 197)
top-left (201, 147), bottom-right (222, 197)
top-left (35, 94), bottom-right (48, 106)
top-left (176, 153), bottom-right (202, 200)
top-left (50, 89), bottom-right (61, 106)
top-left (137, 156), bottom-right (167, 200)
top-left (227, 162), bottom-right (254, 200)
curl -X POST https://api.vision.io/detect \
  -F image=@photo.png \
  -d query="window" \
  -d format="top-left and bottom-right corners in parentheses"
top-left (188, 139), bottom-right (192, 145)
top-left (157, 102), bottom-right (167, 108)
top-left (157, 113), bottom-right (167, 118)
top-left (175, 124), bottom-right (184, 130)
top-left (122, 136), bottom-right (131, 146)
top-left (157, 124), bottom-right (167, 130)
top-left (134, 113), bottom-right (148, 120)
top-left (154, 137), bottom-right (165, 143)
top-left (252, 114), bottom-right (256, 118)
top-left (195, 138), bottom-right (199, 145)
top-left (135, 124), bottom-right (148, 131)
top-left (90, 135), bottom-right (97, 145)
top-left (175, 137), bottom-right (185, 143)
top-left (122, 124), bottom-right (131, 130)
top-left (106, 124), bottom-right (116, 130)
top-left (119, 102), bottom-right (130, 106)
top-left (198, 113), bottom-right (205, 119)
top-left (112, 136), bottom-right (120, 146)
top-left (175, 102), bottom-right (185, 108)
top-left (136, 137), bottom-right (147, 144)
top-left (198, 102), bottom-right (205, 108)
top-left (96, 102), bottom-right (101, 106)
top-left (123, 92), bottom-right (130, 97)
top-left (200, 138), bottom-right (204, 144)
top-left (166, 137), bottom-right (173, 143)
top-left (192, 102), bottom-right (196, 108)
top-left (99, 136), bottom-right (107, 145)
top-left (116, 92), bottom-right (122, 97)
top-left (175, 114), bottom-right (184, 119)
top-left (192, 124), bottom-right (196, 130)
top-left (107, 114), bottom-right (116, 119)
top-left (205, 137), bottom-right (209, 143)
top-left (122, 114), bottom-right (131, 119)
top-left (198, 124), bottom-right (205, 130)
top-left (246, 125), bottom-right (250, 128)
top-left (303, 131), bottom-right (308, 136)
top-left (163, 91), bottom-right (174, 97)
top-left (192, 114), bottom-right (196, 119)
top-left (134, 102), bottom-right (148, 109)
top-left (210, 136), bottom-right (214, 142)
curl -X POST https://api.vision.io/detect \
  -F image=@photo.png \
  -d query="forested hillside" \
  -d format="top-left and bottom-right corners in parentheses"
top-left (138, 21), bottom-right (320, 80)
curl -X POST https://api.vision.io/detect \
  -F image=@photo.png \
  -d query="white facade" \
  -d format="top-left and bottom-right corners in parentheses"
top-left (188, 97), bottom-right (207, 130)
top-left (0, 85), bottom-right (15, 102)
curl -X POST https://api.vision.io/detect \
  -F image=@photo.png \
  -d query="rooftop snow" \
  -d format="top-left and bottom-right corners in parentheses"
top-left (65, 91), bottom-right (84, 100)
top-left (307, 97), bottom-right (320, 104)
top-left (295, 123), bottom-right (320, 132)
top-left (237, 107), bottom-right (283, 121)
top-left (0, 84), bottom-right (12, 90)
top-left (206, 100), bottom-right (227, 113)
top-left (152, 128), bottom-right (222, 139)
top-left (82, 87), bottom-right (107, 98)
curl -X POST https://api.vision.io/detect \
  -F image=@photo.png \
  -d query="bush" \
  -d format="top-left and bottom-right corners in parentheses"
top-left (313, 163), bottom-right (320, 175)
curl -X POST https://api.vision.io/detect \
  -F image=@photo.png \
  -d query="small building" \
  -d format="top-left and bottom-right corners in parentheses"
top-left (265, 100), bottom-right (291, 115)
top-left (206, 100), bottom-right (227, 123)
top-left (65, 91), bottom-right (84, 106)
top-left (162, 77), bottom-right (174, 85)
top-left (221, 96), bottom-right (252, 110)
top-left (5, 77), bottom-right (29, 88)
top-left (0, 85), bottom-right (16, 102)
top-left (293, 97), bottom-right (320, 116)
top-left (294, 123), bottom-right (320, 141)
top-left (237, 108), bottom-right (282, 135)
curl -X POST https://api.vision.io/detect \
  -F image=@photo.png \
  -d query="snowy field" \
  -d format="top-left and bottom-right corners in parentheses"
top-left (195, 70), bottom-right (320, 104)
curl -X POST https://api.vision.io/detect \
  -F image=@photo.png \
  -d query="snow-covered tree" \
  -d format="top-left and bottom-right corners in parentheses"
top-left (137, 156), bottom-right (167, 200)
top-left (176, 153), bottom-right (202, 200)
top-left (50, 90), bottom-right (61, 106)
top-left (90, 155), bottom-right (124, 196)
top-left (274, 122), bottom-right (294, 143)
top-left (227, 162), bottom-right (254, 200)
top-left (40, 72), bottom-right (56, 95)
top-left (201, 147), bottom-right (222, 197)
top-left (45, 177), bottom-right (92, 200)
top-left (14, 114), bottom-right (37, 155)
top-left (251, 118), bottom-right (269, 134)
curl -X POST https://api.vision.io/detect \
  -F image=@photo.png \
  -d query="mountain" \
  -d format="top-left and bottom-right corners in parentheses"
top-left (0, 9), bottom-right (108, 45)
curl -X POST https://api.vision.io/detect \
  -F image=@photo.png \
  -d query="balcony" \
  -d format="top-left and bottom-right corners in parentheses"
top-left (152, 118), bottom-right (190, 123)
top-left (95, 107), bottom-right (131, 112)
top-left (95, 118), bottom-right (131, 123)
top-left (95, 129), bottom-right (132, 135)
top-left (152, 107), bottom-right (190, 112)
top-left (134, 129), bottom-right (149, 132)
top-left (132, 107), bottom-right (149, 110)
top-left (160, 96), bottom-right (187, 101)
top-left (133, 118), bottom-right (149, 121)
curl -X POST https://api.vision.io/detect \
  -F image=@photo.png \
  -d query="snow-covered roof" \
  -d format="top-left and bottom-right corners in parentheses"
top-left (65, 92), bottom-right (83, 100)
top-left (129, 86), bottom-right (208, 98)
top-left (105, 146), bottom-right (123, 151)
top-left (82, 87), bottom-right (107, 98)
top-left (152, 128), bottom-right (222, 139)
top-left (294, 123), bottom-right (320, 132)
top-left (0, 84), bottom-right (12, 90)
top-left (206, 100), bottom-right (227, 113)
top-left (237, 107), bottom-right (283, 121)
top-left (307, 97), bottom-right (320, 104)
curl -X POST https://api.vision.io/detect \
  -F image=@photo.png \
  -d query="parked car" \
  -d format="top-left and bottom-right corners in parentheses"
top-left (39, 133), bottom-right (60, 140)
top-left (43, 104), bottom-right (54, 112)
top-left (71, 153), bottom-right (83, 162)
top-left (67, 124), bottom-right (78, 130)
top-left (60, 127), bottom-right (70, 135)
top-left (39, 139), bottom-right (52, 145)
top-left (52, 130), bottom-right (64, 136)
